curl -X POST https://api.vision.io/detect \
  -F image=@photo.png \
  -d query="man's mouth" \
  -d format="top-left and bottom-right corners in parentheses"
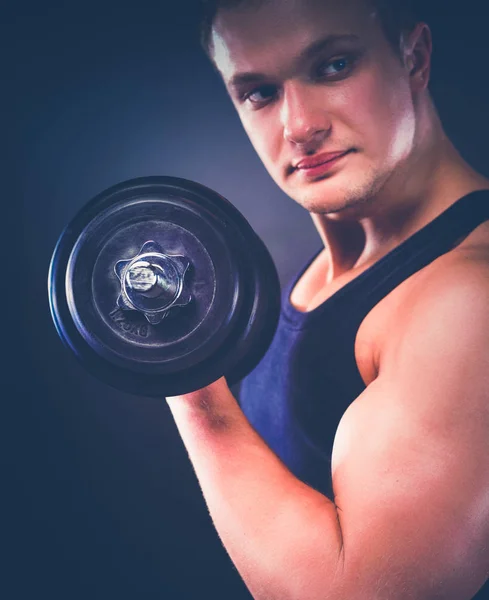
top-left (293, 150), bottom-right (353, 171)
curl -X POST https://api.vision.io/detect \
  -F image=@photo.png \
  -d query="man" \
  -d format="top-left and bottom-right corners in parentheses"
top-left (166, 1), bottom-right (489, 598)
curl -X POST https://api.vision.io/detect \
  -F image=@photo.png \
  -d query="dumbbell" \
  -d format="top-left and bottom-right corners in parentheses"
top-left (48, 176), bottom-right (281, 397)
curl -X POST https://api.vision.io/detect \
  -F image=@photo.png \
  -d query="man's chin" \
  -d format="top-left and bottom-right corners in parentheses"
top-left (287, 181), bottom-right (349, 212)
top-left (292, 187), bottom-right (375, 217)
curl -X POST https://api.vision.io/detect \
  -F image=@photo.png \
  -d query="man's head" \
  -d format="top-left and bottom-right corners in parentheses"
top-left (201, 0), bottom-right (418, 62)
top-left (200, 0), bottom-right (433, 216)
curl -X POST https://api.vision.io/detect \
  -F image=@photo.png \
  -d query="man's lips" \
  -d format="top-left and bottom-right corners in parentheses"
top-left (293, 150), bottom-right (352, 170)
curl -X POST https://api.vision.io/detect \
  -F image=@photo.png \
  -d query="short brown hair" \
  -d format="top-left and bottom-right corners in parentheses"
top-left (199, 0), bottom-right (419, 60)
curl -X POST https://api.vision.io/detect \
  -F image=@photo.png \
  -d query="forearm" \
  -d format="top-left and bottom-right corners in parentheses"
top-left (166, 378), bottom-right (344, 600)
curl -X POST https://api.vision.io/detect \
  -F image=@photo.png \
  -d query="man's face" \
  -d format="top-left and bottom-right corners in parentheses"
top-left (211, 0), bottom-right (421, 215)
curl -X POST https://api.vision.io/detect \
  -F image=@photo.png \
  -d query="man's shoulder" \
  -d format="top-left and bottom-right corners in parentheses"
top-left (368, 224), bottom-right (489, 374)
top-left (379, 234), bottom-right (489, 367)
top-left (408, 229), bottom-right (489, 311)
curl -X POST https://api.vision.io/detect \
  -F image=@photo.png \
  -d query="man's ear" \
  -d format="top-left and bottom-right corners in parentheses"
top-left (403, 22), bottom-right (432, 91)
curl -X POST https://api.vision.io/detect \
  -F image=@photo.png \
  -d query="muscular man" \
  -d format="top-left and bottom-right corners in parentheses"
top-left (167, 1), bottom-right (489, 598)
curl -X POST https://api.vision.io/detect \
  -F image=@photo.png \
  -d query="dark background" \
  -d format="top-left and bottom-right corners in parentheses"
top-left (9, 1), bottom-right (489, 598)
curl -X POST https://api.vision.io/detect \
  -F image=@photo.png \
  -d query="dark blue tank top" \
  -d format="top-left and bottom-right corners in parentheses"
top-left (240, 190), bottom-right (489, 598)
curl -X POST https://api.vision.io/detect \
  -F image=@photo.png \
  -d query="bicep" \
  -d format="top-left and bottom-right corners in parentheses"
top-left (331, 269), bottom-right (489, 599)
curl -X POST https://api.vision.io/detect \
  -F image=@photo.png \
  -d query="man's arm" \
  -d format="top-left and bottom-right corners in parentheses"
top-left (166, 256), bottom-right (489, 600)
top-left (167, 380), bottom-right (344, 599)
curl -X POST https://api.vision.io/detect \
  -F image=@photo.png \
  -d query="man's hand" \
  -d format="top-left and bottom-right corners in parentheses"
top-left (167, 377), bottom-right (235, 430)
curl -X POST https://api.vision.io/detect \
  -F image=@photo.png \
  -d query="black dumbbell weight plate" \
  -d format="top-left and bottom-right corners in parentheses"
top-left (48, 176), bottom-right (280, 396)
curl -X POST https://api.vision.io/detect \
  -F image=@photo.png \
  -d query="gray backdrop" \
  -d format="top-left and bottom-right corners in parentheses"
top-left (10, 1), bottom-right (489, 598)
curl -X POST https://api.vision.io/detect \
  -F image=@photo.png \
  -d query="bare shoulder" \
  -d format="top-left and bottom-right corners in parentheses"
top-left (357, 220), bottom-right (489, 383)
top-left (406, 216), bottom-right (489, 300)
top-left (380, 224), bottom-right (489, 365)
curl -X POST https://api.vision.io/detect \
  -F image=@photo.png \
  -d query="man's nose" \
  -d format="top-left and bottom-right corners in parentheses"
top-left (281, 83), bottom-right (332, 147)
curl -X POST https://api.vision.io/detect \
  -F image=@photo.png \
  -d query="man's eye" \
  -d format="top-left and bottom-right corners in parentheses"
top-left (243, 84), bottom-right (277, 106)
top-left (316, 56), bottom-right (354, 79)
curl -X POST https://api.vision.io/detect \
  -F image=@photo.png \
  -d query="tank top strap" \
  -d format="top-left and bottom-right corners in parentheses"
top-left (283, 189), bottom-right (489, 328)
top-left (357, 189), bottom-right (489, 312)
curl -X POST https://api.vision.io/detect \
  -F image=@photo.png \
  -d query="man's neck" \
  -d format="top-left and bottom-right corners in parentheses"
top-left (311, 136), bottom-right (489, 285)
